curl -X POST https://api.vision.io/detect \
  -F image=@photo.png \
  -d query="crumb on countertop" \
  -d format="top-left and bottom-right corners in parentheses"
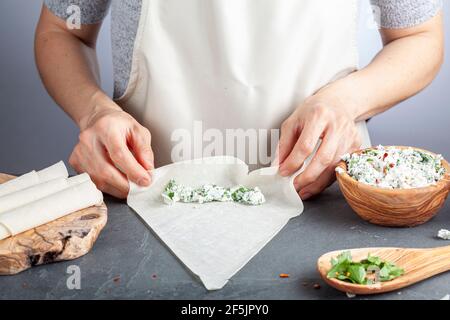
top-left (437, 229), bottom-right (450, 240)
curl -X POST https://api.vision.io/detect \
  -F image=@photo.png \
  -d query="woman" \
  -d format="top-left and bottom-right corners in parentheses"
top-left (36, 0), bottom-right (444, 199)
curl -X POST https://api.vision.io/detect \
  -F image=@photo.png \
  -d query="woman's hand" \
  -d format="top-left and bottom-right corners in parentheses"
top-left (277, 94), bottom-right (362, 200)
top-left (276, 12), bottom-right (444, 201)
top-left (69, 108), bottom-right (154, 199)
top-left (35, 6), bottom-right (153, 199)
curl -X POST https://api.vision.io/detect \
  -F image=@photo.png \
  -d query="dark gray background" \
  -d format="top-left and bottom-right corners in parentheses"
top-left (0, 0), bottom-right (449, 173)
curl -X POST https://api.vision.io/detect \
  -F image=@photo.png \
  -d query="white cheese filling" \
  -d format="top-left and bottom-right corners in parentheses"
top-left (336, 146), bottom-right (445, 189)
top-left (162, 179), bottom-right (266, 206)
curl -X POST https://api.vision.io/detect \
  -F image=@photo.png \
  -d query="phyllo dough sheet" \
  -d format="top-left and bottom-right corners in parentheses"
top-left (127, 156), bottom-right (303, 290)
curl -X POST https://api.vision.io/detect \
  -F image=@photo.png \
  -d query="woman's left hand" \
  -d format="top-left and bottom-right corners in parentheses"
top-left (277, 94), bottom-right (362, 200)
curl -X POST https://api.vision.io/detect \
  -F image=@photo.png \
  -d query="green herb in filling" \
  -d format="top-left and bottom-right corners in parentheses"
top-left (327, 251), bottom-right (404, 285)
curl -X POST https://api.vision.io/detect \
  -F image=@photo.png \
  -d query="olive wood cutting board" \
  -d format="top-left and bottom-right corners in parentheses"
top-left (0, 173), bottom-right (107, 275)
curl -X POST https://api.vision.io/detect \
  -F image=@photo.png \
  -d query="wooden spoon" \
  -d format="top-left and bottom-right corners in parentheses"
top-left (317, 246), bottom-right (450, 295)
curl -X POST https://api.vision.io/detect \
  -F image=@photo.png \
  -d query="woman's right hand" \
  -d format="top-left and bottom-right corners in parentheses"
top-left (35, 5), bottom-right (153, 198)
top-left (69, 108), bottom-right (154, 199)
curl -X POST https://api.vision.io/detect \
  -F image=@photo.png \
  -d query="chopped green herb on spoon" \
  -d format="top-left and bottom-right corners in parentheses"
top-left (327, 251), bottom-right (404, 285)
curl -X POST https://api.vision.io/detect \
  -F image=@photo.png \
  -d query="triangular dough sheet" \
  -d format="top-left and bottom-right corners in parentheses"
top-left (127, 157), bottom-right (303, 290)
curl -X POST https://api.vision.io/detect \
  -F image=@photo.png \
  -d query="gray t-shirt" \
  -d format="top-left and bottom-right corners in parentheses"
top-left (44, 0), bottom-right (443, 99)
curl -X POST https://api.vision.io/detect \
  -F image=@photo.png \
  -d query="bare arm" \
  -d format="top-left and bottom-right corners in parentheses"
top-left (319, 12), bottom-right (444, 121)
top-left (35, 5), bottom-right (153, 198)
top-left (278, 13), bottom-right (444, 199)
top-left (35, 5), bottom-right (108, 127)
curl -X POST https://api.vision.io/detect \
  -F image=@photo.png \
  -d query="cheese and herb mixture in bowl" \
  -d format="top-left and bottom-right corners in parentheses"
top-left (337, 146), bottom-right (446, 189)
top-left (335, 146), bottom-right (450, 227)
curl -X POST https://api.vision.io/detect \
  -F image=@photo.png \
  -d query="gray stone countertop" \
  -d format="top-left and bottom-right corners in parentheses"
top-left (0, 184), bottom-right (449, 300)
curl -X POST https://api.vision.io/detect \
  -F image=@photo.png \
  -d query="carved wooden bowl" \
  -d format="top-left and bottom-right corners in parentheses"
top-left (336, 146), bottom-right (450, 227)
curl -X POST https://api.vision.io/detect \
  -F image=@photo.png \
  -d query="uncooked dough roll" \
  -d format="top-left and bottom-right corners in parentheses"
top-left (0, 173), bottom-right (91, 215)
top-left (67, 172), bottom-right (90, 185)
top-left (0, 179), bottom-right (103, 240)
top-left (0, 224), bottom-right (9, 241)
top-left (0, 161), bottom-right (68, 197)
top-left (35, 161), bottom-right (68, 182)
top-left (0, 171), bottom-right (38, 198)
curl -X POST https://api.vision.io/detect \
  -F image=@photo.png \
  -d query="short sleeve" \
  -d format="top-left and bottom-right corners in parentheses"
top-left (370, 0), bottom-right (443, 29)
top-left (44, 0), bottom-right (111, 25)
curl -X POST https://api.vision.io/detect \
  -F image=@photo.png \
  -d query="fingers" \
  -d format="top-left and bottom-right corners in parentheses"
top-left (70, 110), bottom-right (154, 197)
top-left (70, 143), bottom-right (130, 198)
top-left (293, 129), bottom-right (339, 190)
top-left (297, 166), bottom-right (336, 200)
top-left (279, 120), bottom-right (325, 176)
top-left (130, 126), bottom-right (154, 170)
top-left (87, 110), bottom-right (152, 186)
top-left (69, 149), bottom-right (84, 174)
top-left (101, 184), bottom-right (128, 199)
top-left (293, 122), bottom-right (363, 197)
top-left (275, 119), bottom-right (299, 166)
top-left (94, 170), bottom-right (129, 199)
top-left (106, 138), bottom-right (151, 186)
top-left (91, 156), bottom-right (129, 198)
top-left (278, 99), bottom-right (363, 199)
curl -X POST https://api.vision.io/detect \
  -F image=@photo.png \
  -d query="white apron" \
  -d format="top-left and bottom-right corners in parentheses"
top-left (116, 0), bottom-right (371, 168)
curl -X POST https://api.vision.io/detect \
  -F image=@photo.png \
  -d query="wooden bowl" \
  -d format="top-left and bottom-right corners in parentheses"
top-left (336, 146), bottom-right (450, 227)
